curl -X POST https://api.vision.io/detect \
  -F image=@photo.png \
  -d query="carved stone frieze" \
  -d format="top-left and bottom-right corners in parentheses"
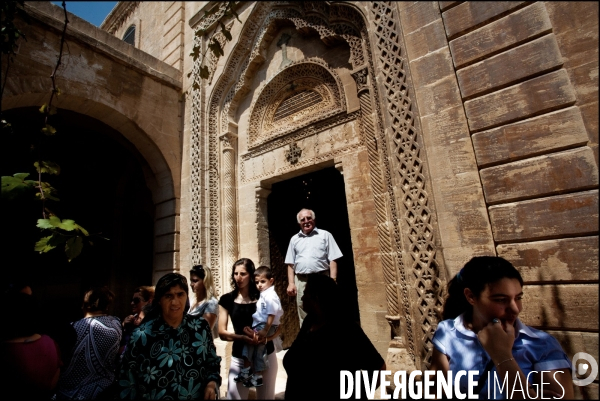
top-left (241, 111), bottom-right (360, 162)
top-left (248, 58), bottom-right (346, 148)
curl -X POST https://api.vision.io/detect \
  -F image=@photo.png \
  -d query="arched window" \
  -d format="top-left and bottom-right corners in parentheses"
top-left (123, 25), bottom-right (135, 46)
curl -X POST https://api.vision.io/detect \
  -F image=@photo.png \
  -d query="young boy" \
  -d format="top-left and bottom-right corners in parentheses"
top-left (235, 266), bottom-right (283, 387)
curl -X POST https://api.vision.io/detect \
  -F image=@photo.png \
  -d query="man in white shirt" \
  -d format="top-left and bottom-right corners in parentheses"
top-left (285, 208), bottom-right (343, 327)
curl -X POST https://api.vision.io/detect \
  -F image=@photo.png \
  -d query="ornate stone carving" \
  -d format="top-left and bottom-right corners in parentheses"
top-left (102, 2), bottom-right (140, 34)
top-left (274, 90), bottom-right (322, 121)
top-left (189, 1), bottom-right (441, 370)
top-left (191, 2), bottom-right (273, 280)
top-left (191, 2), bottom-right (231, 31)
top-left (368, 1), bottom-right (444, 367)
top-left (285, 142), bottom-right (302, 164)
top-left (248, 58), bottom-right (345, 148)
top-left (352, 67), bottom-right (369, 93)
top-left (220, 132), bottom-right (238, 278)
top-left (208, 22), bottom-right (233, 84)
top-left (240, 111), bottom-right (361, 185)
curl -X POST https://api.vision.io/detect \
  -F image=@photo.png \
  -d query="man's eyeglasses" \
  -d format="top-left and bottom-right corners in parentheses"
top-left (300, 216), bottom-right (313, 222)
top-left (131, 297), bottom-right (142, 305)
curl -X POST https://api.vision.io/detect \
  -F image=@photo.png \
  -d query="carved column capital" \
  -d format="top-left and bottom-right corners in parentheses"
top-left (220, 132), bottom-right (238, 151)
top-left (351, 66), bottom-right (369, 93)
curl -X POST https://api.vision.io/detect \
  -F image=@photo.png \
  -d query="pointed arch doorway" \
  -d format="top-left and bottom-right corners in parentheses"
top-left (267, 166), bottom-right (359, 347)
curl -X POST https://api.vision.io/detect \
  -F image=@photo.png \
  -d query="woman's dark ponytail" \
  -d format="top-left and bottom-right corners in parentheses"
top-left (442, 273), bottom-right (470, 320)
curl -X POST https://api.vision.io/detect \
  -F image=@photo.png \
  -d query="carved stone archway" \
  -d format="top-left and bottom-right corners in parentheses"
top-left (190, 1), bottom-right (446, 370)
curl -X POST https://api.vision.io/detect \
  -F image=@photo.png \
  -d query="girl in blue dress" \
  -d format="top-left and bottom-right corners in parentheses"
top-left (430, 256), bottom-right (574, 399)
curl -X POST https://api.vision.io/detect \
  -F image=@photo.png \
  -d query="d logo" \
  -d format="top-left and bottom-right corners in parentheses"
top-left (572, 352), bottom-right (598, 386)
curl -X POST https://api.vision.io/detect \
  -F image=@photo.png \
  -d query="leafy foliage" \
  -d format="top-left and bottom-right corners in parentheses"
top-left (1, 173), bottom-right (37, 199)
top-left (35, 216), bottom-right (90, 261)
top-left (1, 1), bottom-right (97, 262)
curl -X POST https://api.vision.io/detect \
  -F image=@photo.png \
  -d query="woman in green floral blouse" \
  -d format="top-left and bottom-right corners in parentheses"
top-left (118, 273), bottom-right (221, 400)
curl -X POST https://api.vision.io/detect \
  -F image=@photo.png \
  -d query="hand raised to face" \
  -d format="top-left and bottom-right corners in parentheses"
top-left (477, 318), bottom-right (516, 363)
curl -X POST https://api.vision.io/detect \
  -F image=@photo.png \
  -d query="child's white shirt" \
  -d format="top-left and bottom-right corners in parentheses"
top-left (252, 285), bottom-right (283, 327)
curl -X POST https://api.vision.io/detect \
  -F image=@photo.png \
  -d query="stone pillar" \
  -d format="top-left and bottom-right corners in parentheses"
top-left (255, 184), bottom-right (272, 267)
top-left (220, 132), bottom-right (238, 293)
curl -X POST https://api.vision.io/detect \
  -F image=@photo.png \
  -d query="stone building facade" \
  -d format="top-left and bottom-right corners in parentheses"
top-left (3, 1), bottom-right (598, 397)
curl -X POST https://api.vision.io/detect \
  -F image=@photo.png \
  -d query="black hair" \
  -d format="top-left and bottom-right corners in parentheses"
top-left (190, 264), bottom-right (205, 279)
top-left (442, 256), bottom-right (524, 321)
top-left (133, 286), bottom-right (154, 302)
top-left (82, 286), bottom-right (115, 313)
top-left (3, 293), bottom-right (38, 340)
top-left (230, 258), bottom-right (260, 301)
top-left (145, 273), bottom-right (189, 320)
top-left (255, 265), bottom-right (273, 280)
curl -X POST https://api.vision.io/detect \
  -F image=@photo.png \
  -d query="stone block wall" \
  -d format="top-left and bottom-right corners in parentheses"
top-left (401, 1), bottom-right (598, 396)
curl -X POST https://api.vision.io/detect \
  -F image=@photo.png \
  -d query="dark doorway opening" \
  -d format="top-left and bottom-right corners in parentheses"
top-left (267, 166), bottom-right (359, 347)
top-left (1, 107), bottom-right (154, 325)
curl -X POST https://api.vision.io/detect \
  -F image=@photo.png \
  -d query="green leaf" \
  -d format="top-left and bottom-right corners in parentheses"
top-left (39, 104), bottom-right (48, 114)
top-left (75, 223), bottom-right (90, 236)
top-left (13, 172), bottom-right (30, 180)
top-left (59, 219), bottom-right (77, 231)
top-left (1, 173), bottom-right (36, 199)
top-left (34, 233), bottom-right (66, 253)
top-left (35, 235), bottom-right (55, 252)
top-left (36, 219), bottom-right (54, 229)
top-left (37, 215), bottom-right (62, 229)
top-left (37, 181), bottom-right (60, 201)
top-left (65, 236), bottom-right (83, 262)
top-left (34, 160), bottom-right (61, 175)
top-left (41, 124), bottom-right (57, 135)
top-left (1, 175), bottom-right (25, 193)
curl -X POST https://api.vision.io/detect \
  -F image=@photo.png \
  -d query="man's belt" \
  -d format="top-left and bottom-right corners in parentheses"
top-left (296, 270), bottom-right (330, 280)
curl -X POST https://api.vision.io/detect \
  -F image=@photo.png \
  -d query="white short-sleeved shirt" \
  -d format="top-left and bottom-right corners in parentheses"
top-left (432, 314), bottom-right (572, 399)
top-left (252, 286), bottom-right (283, 328)
top-left (284, 227), bottom-right (343, 274)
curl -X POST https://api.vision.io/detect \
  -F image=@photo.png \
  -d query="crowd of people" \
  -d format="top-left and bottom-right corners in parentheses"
top-left (1, 208), bottom-right (576, 400)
